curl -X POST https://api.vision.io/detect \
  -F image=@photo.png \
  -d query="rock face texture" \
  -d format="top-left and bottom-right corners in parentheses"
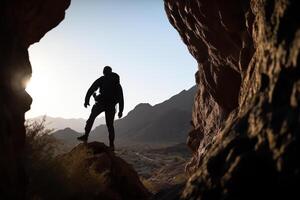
top-left (165, 0), bottom-right (300, 199)
top-left (165, 0), bottom-right (254, 170)
top-left (0, 0), bottom-right (70, 199)
top-left (57, 142), bottom-right (150, 200)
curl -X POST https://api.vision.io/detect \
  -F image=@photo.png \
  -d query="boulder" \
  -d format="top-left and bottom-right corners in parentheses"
top-left (57, 142), bottom-right (150, 200)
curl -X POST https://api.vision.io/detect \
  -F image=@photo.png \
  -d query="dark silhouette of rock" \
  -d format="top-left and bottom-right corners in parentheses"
top-left (0, 0), bottom-right (70, 199)
top-left (151, 184), bottom-right (184, 200)
top-left (57, 142), bottom-right (150, 200)
top-left (165, 0), bottom-right (300, 199)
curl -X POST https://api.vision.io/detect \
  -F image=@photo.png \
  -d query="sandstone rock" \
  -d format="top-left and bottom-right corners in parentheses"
top-left (164, 0), bottom-right (253, 165)
top-left (165, 0), bottom-right (300, 199)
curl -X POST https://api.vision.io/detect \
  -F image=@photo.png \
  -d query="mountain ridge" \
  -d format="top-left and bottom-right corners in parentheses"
top-left (90, 85), bottom-right (197, 145)
top-left (50, 85), bottom-right (196, 147)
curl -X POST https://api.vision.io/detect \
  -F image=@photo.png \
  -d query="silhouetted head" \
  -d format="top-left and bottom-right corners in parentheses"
top-left (103, 66), bottom-right (112, 76)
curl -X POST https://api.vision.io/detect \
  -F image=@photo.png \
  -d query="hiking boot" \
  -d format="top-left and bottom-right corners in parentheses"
top-left (77, 134), bottom-right (88, 142)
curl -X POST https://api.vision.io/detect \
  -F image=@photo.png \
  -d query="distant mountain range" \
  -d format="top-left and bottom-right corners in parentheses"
top-left (51, 128), bottom-right (81, 149)
top-left (90, 85), bottom-right (197, 145)
top-left (29, 115), bottom-right (105, 132)
top-left (50, 85), bottom-right (197, 147)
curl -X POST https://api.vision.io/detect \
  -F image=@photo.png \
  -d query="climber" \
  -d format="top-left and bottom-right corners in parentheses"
top-left (77, 66), bottom-right (124, 151)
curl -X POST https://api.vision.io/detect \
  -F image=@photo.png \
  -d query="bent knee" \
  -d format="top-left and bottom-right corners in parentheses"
top-left (107, 123), bottom-right (114, 130)
top-left (107, 124), bottom-right (114, 129)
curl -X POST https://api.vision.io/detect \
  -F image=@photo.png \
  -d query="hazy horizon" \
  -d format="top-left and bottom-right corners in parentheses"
top-left (25, 0), bottom-right (196, 119)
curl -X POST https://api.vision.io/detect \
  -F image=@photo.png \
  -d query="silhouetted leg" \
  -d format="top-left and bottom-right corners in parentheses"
top-left (85, 103), bottom-right (105, 135)
top-left (105, 108), bottom-right (116, 149)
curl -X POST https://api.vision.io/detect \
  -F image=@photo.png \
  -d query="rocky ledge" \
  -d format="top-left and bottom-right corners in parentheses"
top-left (57, 142), bottom-right (150, 200)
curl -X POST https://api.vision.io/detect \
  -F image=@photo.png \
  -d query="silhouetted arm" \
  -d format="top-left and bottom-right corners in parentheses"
top-left (118, 84), bottom-right (124, 114)
top-left (84, 78), bottom-right (100, 107)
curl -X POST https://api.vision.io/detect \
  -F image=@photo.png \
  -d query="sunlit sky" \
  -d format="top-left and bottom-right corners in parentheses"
top-left (25, 0), bottom-right (197, 119)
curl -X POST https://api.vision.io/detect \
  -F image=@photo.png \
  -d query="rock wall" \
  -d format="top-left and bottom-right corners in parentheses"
top-left (0, 0), bottom-right (70, 198)
top-left (165, 0), bottom-right (300, 199)
top-left (165, 0), bottom-right (255, 172)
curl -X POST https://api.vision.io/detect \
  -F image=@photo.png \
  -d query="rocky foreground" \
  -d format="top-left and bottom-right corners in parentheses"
top-left (56, 142), bottom-right (150, 200)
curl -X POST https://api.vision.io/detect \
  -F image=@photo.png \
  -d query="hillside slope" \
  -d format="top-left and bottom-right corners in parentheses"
top-left (90, 86), bottom-right (196, 145)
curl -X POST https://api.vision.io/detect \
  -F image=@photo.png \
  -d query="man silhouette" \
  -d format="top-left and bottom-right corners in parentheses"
top-left (77, 66), bottom-right (124, 151)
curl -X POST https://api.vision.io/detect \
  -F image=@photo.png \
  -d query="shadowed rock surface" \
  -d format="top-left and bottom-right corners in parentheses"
top-left (151, 184), bottom-right (184, 200)
top-left (165, 0), bottom-right (300, 199)
top-left (0, 0), bottom-right (70, 199)
top-left (164, 0), bottom-right (254, 163)
top-left (57, 142), bottom-right (150, 200)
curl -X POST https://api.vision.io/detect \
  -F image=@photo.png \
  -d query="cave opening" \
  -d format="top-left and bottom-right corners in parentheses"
top-left (20, 1), bottom-right (199, 195)
top-left (2, 0), bottom-right (300, 199)
top-left (25, 0), bottom-right (197, 122)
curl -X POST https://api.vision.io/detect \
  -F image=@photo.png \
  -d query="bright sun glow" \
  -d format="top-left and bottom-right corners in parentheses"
top-left (26, 77), bottom-right (39, 99)
top-left (25, 72), bottom-right (52, 118)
